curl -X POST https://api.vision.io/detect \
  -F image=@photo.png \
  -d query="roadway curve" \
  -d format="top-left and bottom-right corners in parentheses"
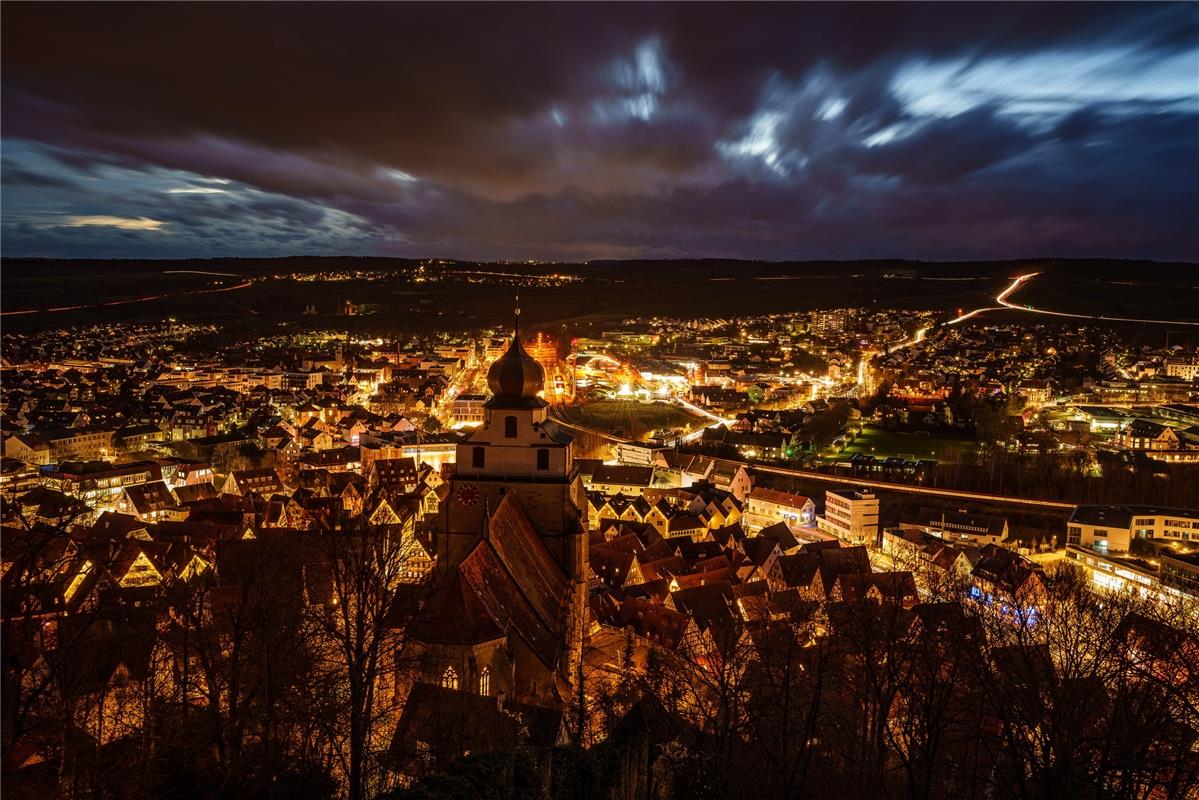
top-left (880, 271), bottom-right (1196, 353)
top-left (993, 272), bottom-right (1199, 326)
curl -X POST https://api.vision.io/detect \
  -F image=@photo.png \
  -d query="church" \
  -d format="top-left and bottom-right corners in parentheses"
top-left (407, 320), bottom-right (589, 707)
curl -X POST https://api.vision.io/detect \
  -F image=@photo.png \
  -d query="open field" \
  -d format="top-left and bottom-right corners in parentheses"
top-left (831, 425), bottom-right (978, 462)
top-left (564, 400), bottom-right (704, 438)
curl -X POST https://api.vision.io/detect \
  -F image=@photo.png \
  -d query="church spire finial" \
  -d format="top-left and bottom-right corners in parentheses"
top-left (514, 293), bottom-right (521, 336)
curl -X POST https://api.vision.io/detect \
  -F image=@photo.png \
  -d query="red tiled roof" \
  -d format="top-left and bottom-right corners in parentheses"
top-left (749, 487), bottom-right (811, 509)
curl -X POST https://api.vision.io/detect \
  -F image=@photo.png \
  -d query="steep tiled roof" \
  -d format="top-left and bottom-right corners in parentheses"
top-left (410, 571), bottom-right (505, 645)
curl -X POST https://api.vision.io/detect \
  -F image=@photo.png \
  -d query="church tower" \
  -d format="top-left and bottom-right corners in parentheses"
top-left (441, 308), bottom-right (587, 576)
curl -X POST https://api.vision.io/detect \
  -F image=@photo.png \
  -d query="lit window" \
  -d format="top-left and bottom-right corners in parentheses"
top-left (479, 666), bottom-right (490, 696)
top-left (442, 666), bottom-right (458, 690)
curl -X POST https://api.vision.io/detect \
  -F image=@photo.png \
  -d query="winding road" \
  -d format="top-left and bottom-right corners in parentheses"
top-left (883, 271), bottom-right (1196, 354)
top-left (941, 272), bottom-right (1199, 329)
top-left (991, 272), bottom-right (1199, 326)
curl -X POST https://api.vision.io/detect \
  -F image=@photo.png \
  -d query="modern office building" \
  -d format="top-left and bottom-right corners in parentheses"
top-left (817, 488), bottom-right (880, 546)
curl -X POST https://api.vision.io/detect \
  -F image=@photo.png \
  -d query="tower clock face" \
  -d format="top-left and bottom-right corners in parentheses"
top-left (456, 484), bottom-right (480, 507)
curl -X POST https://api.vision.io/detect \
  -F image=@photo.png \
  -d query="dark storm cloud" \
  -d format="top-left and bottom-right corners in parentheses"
top-left (1, 2), bottom-right (1196, 260)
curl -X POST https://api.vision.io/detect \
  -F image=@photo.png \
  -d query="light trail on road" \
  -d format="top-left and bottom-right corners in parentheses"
top-left (1, 276), bottom-right (253, 316)
top-left (751, 462), bottom-right (1074, 510)
top-left (547, 406), bottom-right (626, 442)
top-left (162, 269), bottom-right (243, 278)
top-left (874, 271), bottom-right (1196, 356)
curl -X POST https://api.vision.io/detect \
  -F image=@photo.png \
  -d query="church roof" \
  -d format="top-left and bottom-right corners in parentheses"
top-left (416, 493), bottom-right (570, 669)
top-left (409, 571), bottom-right (506, 646)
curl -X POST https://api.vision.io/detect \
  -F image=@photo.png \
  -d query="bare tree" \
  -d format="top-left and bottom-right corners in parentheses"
top-left (307, 515), bottom-right (429, 800)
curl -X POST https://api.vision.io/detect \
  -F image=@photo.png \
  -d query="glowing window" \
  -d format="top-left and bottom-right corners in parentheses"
top-left (442, 666), bottom-right (458, 690)
top-left (479, 666), bottom-right (491, 696)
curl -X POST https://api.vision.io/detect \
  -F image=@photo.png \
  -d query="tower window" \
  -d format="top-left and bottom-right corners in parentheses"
top-left (472, 447), bottom-right (485, 468)
top-left (536, 448), bottom-right (550, 470)
top-left (504, 416), bottom-right (518, 438)
top-left (442, 666), bottom-right (458, 690)
top-left (479, 666), bottom-right (491, 696)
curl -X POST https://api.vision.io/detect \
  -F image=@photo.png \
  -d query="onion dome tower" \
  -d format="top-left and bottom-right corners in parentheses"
top-left (447, 293), bottom-right (582, 565)
top-left (485, 296), bottom-right (546, 409)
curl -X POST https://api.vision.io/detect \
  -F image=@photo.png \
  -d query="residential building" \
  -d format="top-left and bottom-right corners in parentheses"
top-left (1117, 419), bottom-right (1182, 451)
top-left (452, 394), bottom-right (487, 427)
top-left (589, 465), bottom-right (655, 497)
top-left (1165, 359), bottom-right (1199, 381)
top-left (744, 487), bottom-right (815, 532)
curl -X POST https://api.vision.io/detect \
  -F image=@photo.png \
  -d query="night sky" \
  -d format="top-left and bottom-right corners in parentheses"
top-left (3, 3), bottom-right (1197, 262)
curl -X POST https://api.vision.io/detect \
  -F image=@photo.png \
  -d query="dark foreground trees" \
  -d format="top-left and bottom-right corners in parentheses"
top-left (2, 515), bottom-right (429, 800)
top-left (6, 505), bottom-right (1198, 800)
top-left (398, 569), bottom-right (1199, 800)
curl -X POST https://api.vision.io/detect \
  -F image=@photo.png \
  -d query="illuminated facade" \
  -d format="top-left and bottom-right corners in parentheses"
top-left (817, 488), bottom-right (879, 546)
top-left (1067, 505), bottom-right (1199, 554)
top-left (524, 331), bottom-right (573, 401)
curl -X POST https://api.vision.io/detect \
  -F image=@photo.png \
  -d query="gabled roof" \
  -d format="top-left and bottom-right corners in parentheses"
top-left (638, 555), bottom-right (687, 583)
top-left (749, 487), bottom-right (811, 509)
top-left (486, 494), bottom-right (568, 628)
top-left (88, 511), bottom-right (149, 543)
top-left (667, 513), bottom-right (705, 533)
top-left (775, 552), bottom-right (820, 588)
top-left (743, 536), bottom-right (780, 566)
top-left (123, 481), bottom-right (176, 515)
top-left (616, 596), bottom-right (689, 649)
top-left (758, 521), bottom-right (799, 550)
top-left (972, 545), bottom-right (1041, 594)
top-left (591, 464), bottom-right (655, 487)
top-left (708, 522), bottom-right (747, 549)
top-left (671, 581), bottom-right (736, 632)
top-left (1126, 419), bottom-right (1169, 437)
top-left (589, 545), bottom-right (637, 588)
top-left (371, 457), bottom-right (420, 486)
top-left (172, 482), bottom-right (218, 504)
